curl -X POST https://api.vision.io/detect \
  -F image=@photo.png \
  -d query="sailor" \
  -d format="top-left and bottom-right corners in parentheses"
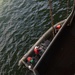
top-left (27, 56), bottom-right (38, 66)
top-left (34, 46), bottom-right (41, 58)
top-left (34, 46), bottom-right (39, 54)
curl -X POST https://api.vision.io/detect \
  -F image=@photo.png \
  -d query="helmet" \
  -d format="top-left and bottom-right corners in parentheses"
top-left (34, 46), bottom-right (39, 49)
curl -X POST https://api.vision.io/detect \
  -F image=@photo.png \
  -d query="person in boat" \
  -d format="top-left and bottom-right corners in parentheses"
top-left (34, 40), bottom-right (50, 56)
top-left (33, 46), bottom-right (42, 58)
top-left (26, 56), bottom-right (34, 69)
top-left (27, 56), bottom-right (38, 67)
top-left (55, 24), bottom-right (61, 33)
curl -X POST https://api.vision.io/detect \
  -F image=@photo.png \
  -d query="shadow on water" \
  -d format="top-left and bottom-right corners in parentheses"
top-left (0, 0), bottom-right (73, 75)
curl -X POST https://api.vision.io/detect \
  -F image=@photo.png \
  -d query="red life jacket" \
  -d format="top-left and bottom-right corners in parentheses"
top-left (34, 46), bottom-right (39, 54)
top-left (34, 48), bottom-right (39, 54)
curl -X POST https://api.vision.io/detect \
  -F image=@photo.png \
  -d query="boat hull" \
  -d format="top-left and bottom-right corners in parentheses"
top-left (34, 2), bottom-right (75, 75)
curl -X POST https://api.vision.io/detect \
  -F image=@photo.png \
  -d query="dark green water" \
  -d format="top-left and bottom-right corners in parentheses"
top-left (0, 0), bottom-right (73, 75)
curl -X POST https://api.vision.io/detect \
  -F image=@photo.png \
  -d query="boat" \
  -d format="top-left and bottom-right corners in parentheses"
top-left (18, 20), bottom-right (65, 68)
top-left (18, 0), bottom-right (75, 75)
